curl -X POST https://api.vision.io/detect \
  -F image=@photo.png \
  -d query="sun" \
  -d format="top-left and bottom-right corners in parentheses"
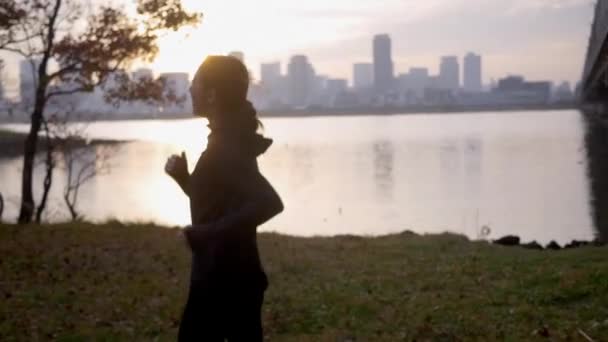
top-left (145, 0), bottom-right (355, 81)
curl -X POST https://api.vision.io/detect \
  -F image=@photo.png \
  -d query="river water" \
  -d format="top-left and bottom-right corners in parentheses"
top-left (0, 110), bottom-right (594, 243)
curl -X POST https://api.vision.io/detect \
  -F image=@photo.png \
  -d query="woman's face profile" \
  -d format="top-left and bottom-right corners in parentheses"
top-left (190, 75), bottom-right (216, 118)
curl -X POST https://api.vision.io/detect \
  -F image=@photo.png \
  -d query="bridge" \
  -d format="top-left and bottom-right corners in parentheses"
top-left (583, 0), bottom-right (608, 243)
top-left (582, 0), bottom-right (608, 102)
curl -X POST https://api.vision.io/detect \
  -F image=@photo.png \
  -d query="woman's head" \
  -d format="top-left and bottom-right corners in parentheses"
top-left (191, 55), bottom-right (250, 119)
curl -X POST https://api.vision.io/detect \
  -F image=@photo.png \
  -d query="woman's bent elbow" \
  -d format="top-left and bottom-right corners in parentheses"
top-left (265, 197), bottom-right (284, 220)
top-left (274, 197), bottom-right (284, 215)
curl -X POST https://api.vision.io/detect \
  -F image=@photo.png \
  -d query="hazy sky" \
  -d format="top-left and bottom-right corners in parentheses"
top-left (1, 0), bottom-right (596, 91)
top-left (151, 0), bottom-right (595, 86)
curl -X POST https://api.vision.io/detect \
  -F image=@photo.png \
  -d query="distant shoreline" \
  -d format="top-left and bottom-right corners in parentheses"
top-left (259, 103), bottom-right (578, 118)
top-left (0, 103), bottom-right (579, 123)
top-left (0, 129), bottom-right (125, 159)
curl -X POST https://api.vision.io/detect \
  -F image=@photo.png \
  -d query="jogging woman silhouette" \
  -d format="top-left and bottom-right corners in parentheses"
top-left (165, 55), bottom-right (284, 341)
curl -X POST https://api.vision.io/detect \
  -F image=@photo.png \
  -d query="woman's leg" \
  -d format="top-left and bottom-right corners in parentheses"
top-left (178, 287), bottom-right (225, 342)
top-left (226, 288), bottom-right (265, 342)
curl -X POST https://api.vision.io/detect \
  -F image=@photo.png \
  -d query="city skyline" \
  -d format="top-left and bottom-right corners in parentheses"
top-left (149, 0), bottom-right (593, 87)
top-left (7, 41), bottom-right (574, 118)
top-left (10, 44), bottom-right (569, 105)
top-left (3, 48), bottom-right (564, 99)
top-left (0, 0), bottom-right (595, 95)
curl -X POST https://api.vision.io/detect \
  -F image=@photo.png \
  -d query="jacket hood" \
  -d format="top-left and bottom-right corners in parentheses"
top-left (207, 131), bottom-right (273, 158)
top-left (252, 134), bottom-right (273, 156)
top-left (206, 101), bottom-right (271, 157)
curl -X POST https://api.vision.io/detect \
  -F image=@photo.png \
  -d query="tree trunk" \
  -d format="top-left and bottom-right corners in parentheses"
top-left (17, 0), bottom-right (60, 223)
top-left (18, 106), bottom-right (43, 224)
top-left (64, 192), bottom-right (78, 221)
top-left (0, 192), bottom-right (4, 222)
top-left (35, 125), bottom-right (54, 223)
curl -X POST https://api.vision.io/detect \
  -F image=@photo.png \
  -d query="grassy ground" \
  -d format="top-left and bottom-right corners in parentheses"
top-left (0, 223), bottom-right (607, 341)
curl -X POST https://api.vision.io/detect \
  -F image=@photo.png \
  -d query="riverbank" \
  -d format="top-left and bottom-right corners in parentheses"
top-left (0, 129), bottom-right (28, 158)
top-left (0, 129), bottom-right (125, 159)
top-left (1, 104), bottom-right (578, 123)
top-left (260, 103), bottom-right (578, 118)
top-left (1, 223), bottom-right (606, 341)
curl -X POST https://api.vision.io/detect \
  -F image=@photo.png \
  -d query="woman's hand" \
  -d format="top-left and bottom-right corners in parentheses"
top-left (165, 152), bottom-right (188, 182)
top-left (183, 225), bottom-right (215, 251)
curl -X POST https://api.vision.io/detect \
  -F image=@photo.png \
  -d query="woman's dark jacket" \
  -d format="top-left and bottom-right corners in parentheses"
top-left (184, 130), bottom-right (283, 291)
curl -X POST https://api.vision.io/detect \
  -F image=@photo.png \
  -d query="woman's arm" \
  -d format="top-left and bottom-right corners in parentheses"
top-left (184, 171), bottom-right (283, 247)
top-left (174, 174), bottom-right (191, 197)
top-left (219, 172), bottom-right (284, 231)
top-left (165, 152), bottom-right (190, 197)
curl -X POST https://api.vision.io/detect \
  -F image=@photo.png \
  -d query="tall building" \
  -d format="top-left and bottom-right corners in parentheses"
top-left (260, 62), bottom-right (285, 106)
top-left (463, 53), bottom-right (482, 92)
top-left (103, 69), bottom-right (129, 91)
top-left (229, 51), bottom-right (245, 63)
top-left (132, 68), bottom-right (154, 81)
top-left (494, 75), bottom-right (551, 104)
top-left (326, 78), bottom-right (349, 107)
top-left (408, 67), bottom-right (430, 92)
top-left (260, 62), bottom-right (281, 85)
top-left (326, 79), bottom-right (348, 95)
top-left (311, 74), bottom-right (328, 106)
top-left (396, 73), bottom-right (412, 92)
top-left (495, 75), bottom-right (525, 91)
top-left (160, 72), bottom-right (190, 113)
top-left (554, 81), bottom-right (574, 102)
top-left (353, 63), bottom-right (373, 90)
top-left (439, 56), bottom-right (460, 91)
top-left (19, 58), bottom-right (40, 107)
top-left (373, 34), bottom-right (394, 94)
top-left (287, 55), bottom-right (315, 107)
top-left (160, 72), bottom-right (189, 94)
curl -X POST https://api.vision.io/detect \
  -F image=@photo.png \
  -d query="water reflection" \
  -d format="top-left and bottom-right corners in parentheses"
top-left (287, 145), bottom-right (314, 189)
top-left (439, 139), bottom-right (462, 201)
top-left (373, 140), bottom-right (394, 201)
top-left (0, 111), bottom-right (595, 243)
top-left (0, 156), bottom-right (22, 218)
top-left (464, 137), bottom-right (483, 178)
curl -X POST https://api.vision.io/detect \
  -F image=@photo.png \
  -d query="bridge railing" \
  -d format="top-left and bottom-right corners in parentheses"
top-left (583, 0), bottom-right (608, 88)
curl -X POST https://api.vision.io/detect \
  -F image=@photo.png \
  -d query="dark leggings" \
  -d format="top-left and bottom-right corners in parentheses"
top-left (178, 286), bottom-right (265, 342)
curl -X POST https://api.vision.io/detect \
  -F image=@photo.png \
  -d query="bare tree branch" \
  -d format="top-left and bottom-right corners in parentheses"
top-left (35, 117), bottom-right (56, 223)
top-left (0, 45), bottom-right (31, 58)
top-left (46, 86), bottom-right (90, 100)
top-left (0, 35), bottom-right (36, 49)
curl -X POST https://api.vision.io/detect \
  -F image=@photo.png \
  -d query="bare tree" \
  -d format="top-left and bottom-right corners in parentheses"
top-left (35, 96), bottom-right (130, 222)
top-left (34, 118), bottom-right (55, 223)
top-left (42, 113), bottom-right (115, 220)
top-left (35, 101), bottom-right (84, 223)
top-left (61, 140), bottom-right (113, 221)
top-left (0, 0), bottom-right (201, 224)
top-left (0, 192), bottom-right (4, 222)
